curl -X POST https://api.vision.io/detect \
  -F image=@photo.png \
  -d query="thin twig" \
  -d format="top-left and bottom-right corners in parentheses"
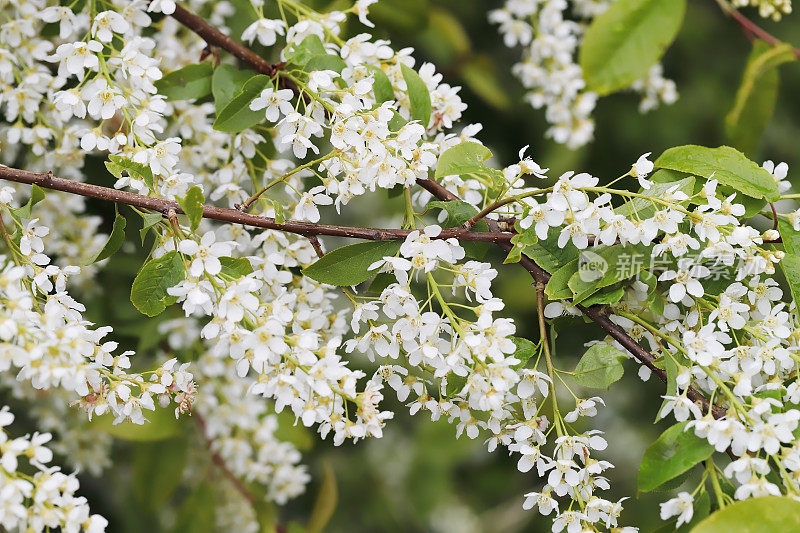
top-left (714, 0), bottom-right (800, 58)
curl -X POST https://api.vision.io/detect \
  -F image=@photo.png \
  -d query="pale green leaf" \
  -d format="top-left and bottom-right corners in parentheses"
top-left (572, 344), bottom-right (626, 389)
top-left (434, 142), bottom-right (493, 179)
top-left (691, 496), bottom-right (800, 533)
top-left (368, 65), bottom-right (395, 103)
top-left (213, 74), bottom-right (272, 133)
top-left (579, 0), bottom-right (687, 94)
top-left (212, 64), bottom-right (256, 114)
top-left (306, 463), bottom-right (338, 533)
top-left (89, 407), bottom-right (182, 442)
top-left (219, 256), bottom-right (254, 279)
top-left (10, 184), bottom-right (46, 220)
top-left (177, 186), bottom-right (204, 231)
top-left (510, 336), bottom-right (537, 369)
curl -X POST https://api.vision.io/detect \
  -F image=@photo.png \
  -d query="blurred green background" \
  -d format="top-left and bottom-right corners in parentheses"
top-left (6, 1), bottom-right (800, 532)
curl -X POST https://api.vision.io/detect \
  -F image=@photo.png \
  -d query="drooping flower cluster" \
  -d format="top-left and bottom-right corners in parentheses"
top-left (489, 0), bottom-right (678, 147)
top-left (0, 405), bottom-right (107, 532)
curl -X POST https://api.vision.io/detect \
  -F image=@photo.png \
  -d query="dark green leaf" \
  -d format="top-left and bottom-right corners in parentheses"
top-left (510, 336), bottom-right (537, 369)
top-left (139, 212), bottom-right (163, 244)
top-left (401, 63), bottom-right (432, 127)
top-left (213, 74), bottom-right (272, 133)
top-left (155, 63), bottom-right (214, 101)
top-left (572, 344), bottom-right (626, 389)
top-left (638, 422), bottom-right (713, 493)
top-left (427, 200), bottom-right (489, 258)
top-left (212, 64), bottom-right (256, 113)
top-left (87, 213), bottom-right (126, 264)
top-left (10, 184), bottom-right (46, 220)
top-left (580, 286), bottom-right (625, 307)
top-left (568, 244), bottom-right (652, 305)
top-left (302, 241), bottom-right (402, 286)
top-left (177, 186), bottom-right (204, 232)
top-left (131, 251), bottom-right (186, 317)
top-left (284, 34), bottom-right (327, 66)
top-left (545, 259), bottom-right (580, 300)
top-left (654, 145), bottom-right (780, 201)
top-left (579, 0), bottom-right (687, 94)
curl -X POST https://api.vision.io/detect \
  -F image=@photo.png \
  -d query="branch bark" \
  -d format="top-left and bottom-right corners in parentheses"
top-left (0, 166), bottom-right (511, 244)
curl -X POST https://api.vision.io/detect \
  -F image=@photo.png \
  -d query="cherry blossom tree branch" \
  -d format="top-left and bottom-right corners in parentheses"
top-left (714, 0), bottom-right (800, 57)
top-left (0, 165), bottom-right (512, 244)
top-left (194, 413), bottom-right (256, 505)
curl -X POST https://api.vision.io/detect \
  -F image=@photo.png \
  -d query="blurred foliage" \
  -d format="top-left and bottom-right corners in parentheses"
top-left (4, 1), bottom-right (800, 532)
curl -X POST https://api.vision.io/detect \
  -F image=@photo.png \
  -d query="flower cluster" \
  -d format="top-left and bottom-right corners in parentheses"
top-left (0, 405), bottom-right (107, 532)
top-left (489, 0), bottom-right (677, 147)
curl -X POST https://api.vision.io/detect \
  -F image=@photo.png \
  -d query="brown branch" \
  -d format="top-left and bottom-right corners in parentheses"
top-left (0, 166), bottom-right (511, 244)
top-left (194, 413), bottom-right (256, 504)
top-left (715, 0), bottom-right (800, 58)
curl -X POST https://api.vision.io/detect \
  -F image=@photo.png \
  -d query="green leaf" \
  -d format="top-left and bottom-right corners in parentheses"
top-left (10, 184), bottom-right (46, 220)
top-left (388, 110), bottom-right (408, 132)
top-left (726, 41), bottom-right (796, 155)
top-left (177, 186), bottom-right (204, 232)
top-left (779, 219), bottom-right (800, 255)
top-left (401, 63), bottom-right (432, 127)
top-left (510, 336), bottom-right (537, 369)
top-left (306, 463), bottom-right (338, 533)
top-left (446, 374), bottom-right (467, 397)
top-left (130, 251), bottom-right (186, 317)
top-left (284, 34), bottom-right (327, 66)
top-left (132, 437), bottom-right (188, 509)
top-left (139, 212), bottom-right (163, 244)
top-left (435, 142), bottom-right (492, 179)
top-left (568, 244), bottom-right (652, 305)
top-left (579, 0), bottom-right (687, 94)
top-left (219, 256), bottom-right (254, 278)
top-left (213, 74), bottom-right (272, 133)
top-left (106, 155), bottom-right (154, 191)
top-left (572, 344), bottom-right (626, 389)
top-left (302, 241), bottom-right (402, 286)
top-left (654, 145), bottom-right (780, 201)
top-left (779, 254), bottom-right (800, 308)
top-left (155, 63), bottom-right (214, 101)
top-left (545, 259), bottom-right (580, 300)
top-left (87, 213), bottom-right (126, 264)
top-left (637, 422), bottom-right (713, 493)
top-left (580, 286), bottom-right (625, 307)
top-left (212, 64), bottom-right (256, 114)
top-left (305, 53), bottom-right (346, 73)
top-left (511, 227), bottom-right (580, 272)
top-left (89, 407), bottom-right (183, 442)
top-left (368, 65), bottom-right (395, 103)
top-left (691, 496), bottom-right (800, 533)
top-left (615, 175), bottom-right (695, 219)
top-left (172, 484), bottom-right (216, 533)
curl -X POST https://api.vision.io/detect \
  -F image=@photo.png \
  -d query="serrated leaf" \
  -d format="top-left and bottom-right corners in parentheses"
top-left (691, 496), bottom-right (800, 533)
top-left (177, 186), bottom-right (204, 231)
top-left (654, 145), bottom-right (779, 201)
top-left (726, 41), bottom-right (795, 155)
top-left (219, 256), bottom-right (253, 279)
top-left (302, 241), bottom-right (402, 286)
top-left (213, 74), bottom-right (272, 133)
top-left (568, 244), bottom-right (652, 305)
top-left (510, 336), bottom-right (537, 369)
top-left (401, 63), bottom-right (432, 127)
top-left (87, 213), bottom-right (126, 264)
top-left (139, 212), bottom-right (163, 244)
top-left (155, 63), bottom-right (214, 101)
top-left (212, 64), bottom-right (256, 114)
top-left (368, 65), bottom-right (395, 103)
top-left (107, 155), bottom-right (154, 191)
top-left (637, 421), bottom-right (713, 493)
top-left (579, 0), bottom-right (686, 94)
top-left (131, 251), bottom-right (186, 317)
top-left (10, 184), bottom-right (45, 220)
top-left (572, 343), bottom-right (626, 389)
top-left (435, 142), bottom-right (492, 179)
